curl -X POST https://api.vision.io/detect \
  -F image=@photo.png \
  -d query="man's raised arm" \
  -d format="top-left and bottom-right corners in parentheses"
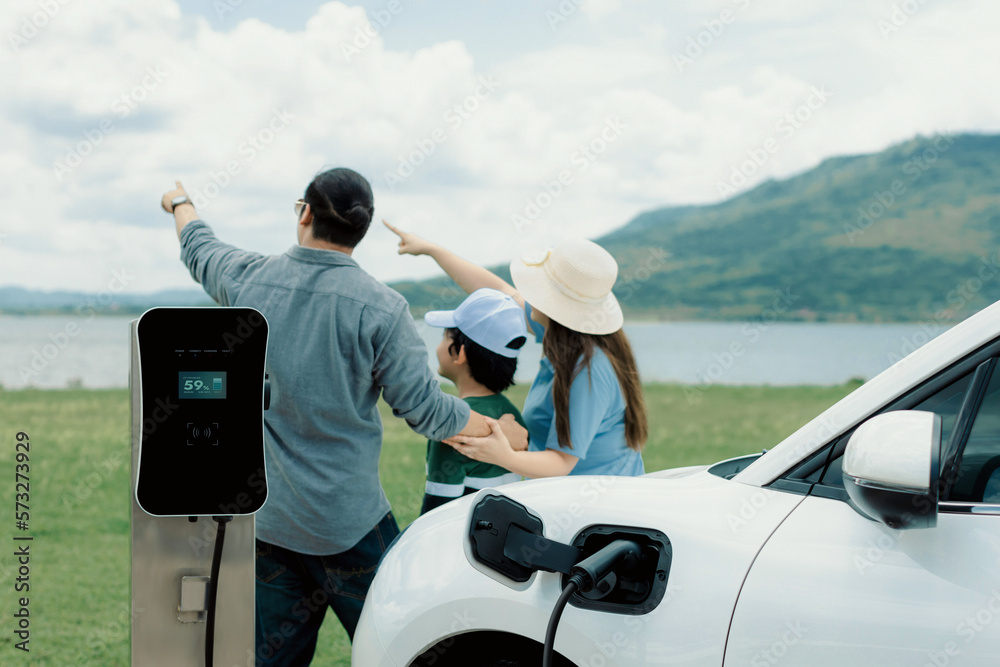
top-left (160, 180), bottom-right (199, 239)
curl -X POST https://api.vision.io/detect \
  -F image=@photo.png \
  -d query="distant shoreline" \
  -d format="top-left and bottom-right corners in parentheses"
top-left (0, 308), bottom-right (970, 325)
top-left (0, 317), bottom-right (941, 390)
top-left (0, 305), bottom-right (214, 317)
top-left (0, 379), bottom-right (868, 394)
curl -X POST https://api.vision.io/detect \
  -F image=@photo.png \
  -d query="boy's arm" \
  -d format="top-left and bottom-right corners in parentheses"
top-left (448, 412), bottom-right (527, 448)
top-left (499, 413), bottom-right (529, 451)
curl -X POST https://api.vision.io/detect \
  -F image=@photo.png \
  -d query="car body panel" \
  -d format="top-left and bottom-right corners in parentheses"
top-left (724, 496), bottom-right (1000, 666)
top-left (355, 473), bottom-right (803, 666)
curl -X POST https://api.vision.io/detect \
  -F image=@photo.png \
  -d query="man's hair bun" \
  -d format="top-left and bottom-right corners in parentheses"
top-left (304, 168), bottom-right (374, 247)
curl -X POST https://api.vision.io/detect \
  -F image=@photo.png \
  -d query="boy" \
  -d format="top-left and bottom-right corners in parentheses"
top-left (421, 288), bottom-right (529, 513)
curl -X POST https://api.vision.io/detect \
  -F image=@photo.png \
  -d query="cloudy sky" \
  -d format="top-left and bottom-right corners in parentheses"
top-left (2, 0), bottom-right (999, 295)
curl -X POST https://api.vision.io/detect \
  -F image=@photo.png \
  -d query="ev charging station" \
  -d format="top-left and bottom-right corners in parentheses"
top-left (130, 307), bottom-right (268, 666)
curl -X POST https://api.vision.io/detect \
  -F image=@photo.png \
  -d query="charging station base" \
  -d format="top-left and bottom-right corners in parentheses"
top-left (130, 319), bottom-right (257, 666)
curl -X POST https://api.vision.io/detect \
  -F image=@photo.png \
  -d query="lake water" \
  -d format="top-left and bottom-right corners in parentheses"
top-left (0, 314), bottom-right (949, 390)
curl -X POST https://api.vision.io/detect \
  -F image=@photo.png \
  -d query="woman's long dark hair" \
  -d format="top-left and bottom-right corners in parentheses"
top-left (304, 168), bottom-right (374, 247)
top-left (542, 319), bottom-right (647, 451)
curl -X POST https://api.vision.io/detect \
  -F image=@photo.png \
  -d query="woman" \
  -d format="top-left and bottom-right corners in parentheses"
top-left (385, 221), bottom-right (648, 478)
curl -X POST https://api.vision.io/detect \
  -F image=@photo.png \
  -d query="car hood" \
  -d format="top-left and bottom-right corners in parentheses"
top-left (644, 464), bottom-right (710, 479)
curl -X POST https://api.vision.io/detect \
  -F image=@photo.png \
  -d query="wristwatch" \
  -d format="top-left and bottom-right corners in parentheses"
top-left (169, 195), bottom-right (192, 213)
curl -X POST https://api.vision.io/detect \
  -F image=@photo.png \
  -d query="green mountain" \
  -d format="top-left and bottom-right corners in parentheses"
top-left (391, 133), bottom-right (1000, 322)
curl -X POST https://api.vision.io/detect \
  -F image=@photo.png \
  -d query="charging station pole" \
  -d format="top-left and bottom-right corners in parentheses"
top-left (130, 308), bottom-right (268, 666)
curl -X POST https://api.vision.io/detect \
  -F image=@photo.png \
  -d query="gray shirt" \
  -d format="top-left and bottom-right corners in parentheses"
top-left (180, 220), bottom-right (470, 554)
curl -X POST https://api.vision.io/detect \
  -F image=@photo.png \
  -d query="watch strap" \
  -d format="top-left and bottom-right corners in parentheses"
top-left (170, 196), bottom-right (192, 213)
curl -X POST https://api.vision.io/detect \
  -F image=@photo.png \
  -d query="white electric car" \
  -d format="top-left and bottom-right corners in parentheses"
top-left (353, 301), bottom-right (1000, 666)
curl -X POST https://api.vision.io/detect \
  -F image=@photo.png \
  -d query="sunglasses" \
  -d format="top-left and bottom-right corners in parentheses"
top-left (294, 199), bottom-right (306, 218)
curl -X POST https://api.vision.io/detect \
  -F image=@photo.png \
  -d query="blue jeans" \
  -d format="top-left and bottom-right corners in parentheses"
top-left (254, 512), bottom-right (400, 666)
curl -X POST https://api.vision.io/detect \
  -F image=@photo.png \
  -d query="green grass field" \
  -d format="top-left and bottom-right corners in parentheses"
top-left (0, 382), bottom-right (855, 666)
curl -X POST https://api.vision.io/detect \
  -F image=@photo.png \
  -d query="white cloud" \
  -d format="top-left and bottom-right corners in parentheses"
top-left (581, 0), bottom-right (623, 22)
top-left (1, 0), bottom-right (999, 292)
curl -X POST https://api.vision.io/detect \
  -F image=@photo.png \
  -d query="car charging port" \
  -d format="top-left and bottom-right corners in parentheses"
top-left (564, 524), bottom-right (672, 614)
top-left (468, 495), bottom-right (674, 666)
top-left (469, 495), bottom-right (673, 612)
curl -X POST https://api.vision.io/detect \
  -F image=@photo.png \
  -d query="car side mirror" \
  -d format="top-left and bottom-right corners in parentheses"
top-left (843, 410), bottom-right (940, 530)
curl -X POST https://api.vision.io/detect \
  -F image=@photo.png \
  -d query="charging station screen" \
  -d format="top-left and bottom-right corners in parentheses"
top-left (137, 307), bottom-right (268, 516)
top-left (178, 371), bottom-right (227, 399)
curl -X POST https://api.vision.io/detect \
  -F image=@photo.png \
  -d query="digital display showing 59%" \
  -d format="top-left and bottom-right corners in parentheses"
top-left (178, 371), bottom-right (227, 399)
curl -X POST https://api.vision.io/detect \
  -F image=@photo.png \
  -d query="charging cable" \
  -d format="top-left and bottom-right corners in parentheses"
top-left (542, 540), bottom-right (642, 667)
top-left (206, 515), bottom-right (233, 667)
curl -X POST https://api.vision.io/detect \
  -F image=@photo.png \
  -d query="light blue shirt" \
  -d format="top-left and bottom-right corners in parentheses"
top-left (521, 305), bottom-right (645, 477)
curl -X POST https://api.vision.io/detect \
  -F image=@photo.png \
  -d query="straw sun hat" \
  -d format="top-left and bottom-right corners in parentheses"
top-left (509, 238), bottom-right (623, 335)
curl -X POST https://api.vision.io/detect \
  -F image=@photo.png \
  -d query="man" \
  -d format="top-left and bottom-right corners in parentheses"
top-left (161, 170), bottom-right (524, 666)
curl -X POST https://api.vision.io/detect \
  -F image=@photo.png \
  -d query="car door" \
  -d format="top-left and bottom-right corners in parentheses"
top-left (723, 355), bottom-right (1000, 666)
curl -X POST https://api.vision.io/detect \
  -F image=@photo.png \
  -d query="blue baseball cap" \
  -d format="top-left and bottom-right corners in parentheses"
top-left (424, 288), bottom-right (528, 358)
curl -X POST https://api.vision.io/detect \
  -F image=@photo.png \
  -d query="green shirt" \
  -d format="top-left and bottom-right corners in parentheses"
top-left (422, 393), bottom-right (525, 514)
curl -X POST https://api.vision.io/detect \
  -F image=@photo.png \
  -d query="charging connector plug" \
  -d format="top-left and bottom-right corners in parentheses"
top-left (571, 539), bottom-right (642, 592)
top-left (542, 540), bottom-right (643, 667)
